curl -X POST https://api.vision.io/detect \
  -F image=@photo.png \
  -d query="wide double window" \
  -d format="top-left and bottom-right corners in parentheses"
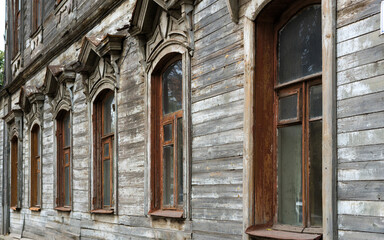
top-left (56, 111), bottom-right (71, 210)
top-left (151, 58), bottom-right (184, 217)
top-left (92, 90), bottom-right (115, 212)
top-left (30, 124), bottom-right (41, 210)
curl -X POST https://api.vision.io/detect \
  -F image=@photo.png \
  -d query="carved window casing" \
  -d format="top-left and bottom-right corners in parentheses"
top-left (76, 35), bottom-right (124, 214)
top-left (129, 0), bottom-right (194, 219)
top-left (42, 64), bottom-right (76, 211)
top-left (3, 109), bottom-right (23, 211)
top-left (19, 86), bottom-right (45, 211)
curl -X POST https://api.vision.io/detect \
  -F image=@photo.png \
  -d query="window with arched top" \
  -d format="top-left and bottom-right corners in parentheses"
top-left (11, 136), bottom-right (18, 209)
top-left (247, 1), bottom-right (323, 238)
top-left (56, 110), bottom-right (71, 210)
top-left (151, 56), bottom-right (184, 217)
top-left (92, 90), bottom-right (115, 212)
top-left (30, 124), bottom-right (41, 210)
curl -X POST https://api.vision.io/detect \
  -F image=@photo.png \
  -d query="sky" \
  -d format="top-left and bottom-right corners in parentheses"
top-left (0, 0), bottom-right (5, 51)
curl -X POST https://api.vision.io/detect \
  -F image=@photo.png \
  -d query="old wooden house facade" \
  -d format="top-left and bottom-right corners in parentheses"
top-left (0, 0), bottom-right (383, 239)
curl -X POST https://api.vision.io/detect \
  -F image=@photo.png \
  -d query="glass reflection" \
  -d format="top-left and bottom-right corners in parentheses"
top-left (162, 60), bottom-right (182, 115)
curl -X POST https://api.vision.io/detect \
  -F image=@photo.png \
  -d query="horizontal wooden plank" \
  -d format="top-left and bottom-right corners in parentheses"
top-left (192, 100), bottom-right (244, 125)
top-left (338, 200), bottom-right (384, 217)
top-left (339, 230), bottom-right (384, 240)
top-left (337, 0), bottom-right (380, 28)
top-left (192, 207), bottom-right (242, 222)
top-left (338, 181), bottom-right (384, 200)
top-left (192, 88), bottom-right (244, 113)
top-left (192, 184), bottom-right (242, 199)
top-left (192, 219), bottom-right (243, 236)
top-left (337, 91), bottom-right (384, 118)
top-left (337, 74), bottom-right (384, 100)
top-left (338, 128), bottom-right (384, 148)
top-left (337, 30), bottom-right (384, 57)
top-left (192, 169), bottom-right (242, 185)
top-left (338, 215), bottom-right (384, 233)
top-left (338, 160), bottom-right (384, 181)
top-left (338, 111), bottom-right (384, 134)
top-left (192, 128), bottom-right (243, 148)
top-left (337, 14), bottom-right (380, 43)
top-left (339, 144), bottom-right (384, 163)
top-left (337, 43), bottom-right (384, 72)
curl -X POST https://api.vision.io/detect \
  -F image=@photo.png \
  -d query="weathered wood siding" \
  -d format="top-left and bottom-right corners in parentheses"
top-left (190, 1), bottom-right (250, 239)
top-left (337, 0), bottom-right (384, 239)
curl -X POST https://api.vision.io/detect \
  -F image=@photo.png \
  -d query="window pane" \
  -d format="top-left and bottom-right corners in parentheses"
top-left (309, 120), bottom-right (322, 226)
top-left (37, 169), bottom-right (41, 206)
top-left (65, 153), bottom-right (69, 165)
top-left (163, 145), bottom-right (174, 206)
top-left (162, 60), bottom-right (182, 115)
top-left (310, 85), bottom-right (322, 119)
top-left (164, 124), bottom-right (172, 142)
top-left (65, 166), bottom-right (70, 206)
top-left (103, 94), bottom-right (115, 135)
top-left (37, 127), bottom-right (40, 156)
top-left (278, 94), bottom-right (298, 121)
top-left (278, 5), bottom-right (322, 84)
top-left (103, 159), bottom-right (110, 206)
top-left (177, 118), bottom-right (183, 205)
top-left (64, 113), bottom-right (70, 147)
top-left (104, 143), bottom-right (110, 158)
top-left (278, 125), bottom-right (302, 226)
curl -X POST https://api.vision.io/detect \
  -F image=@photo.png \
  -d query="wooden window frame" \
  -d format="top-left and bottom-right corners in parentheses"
top-left (12, 0), bottom-right (20, 57)
top-left (150, 56), bottom-right (184, 218)
top-left (10, 136), bottom-right (18, 210)
top-left (246, 0), bottom-right (323, 239)
top-left (32, 0), bottom-right (40, 34)
top-left (55, 111), bottom-right (71, 211)
top-left (30, 124), bottom-right (41, 211)
top-left (91, 90), bottom-right (114, 214)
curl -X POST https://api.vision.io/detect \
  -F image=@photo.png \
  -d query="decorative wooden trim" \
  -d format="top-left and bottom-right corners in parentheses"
top-left (226, 0), bottom-right (239, 23)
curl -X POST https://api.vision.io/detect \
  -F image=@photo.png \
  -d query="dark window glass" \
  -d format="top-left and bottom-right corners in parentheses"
top-left (278, 125), bottom-right (302, 226)
top-left (164, 124), bottom-right (172, 142)
top-left (278, 5), bottom-right (322, 84)
top-left (103, 94), bottom-right (115, 135)
top-left (163, 145), bottom-right (174, 206)
top-left (278, 94), bottom-right (298, 121)
top-left (177, 118), bottom-right (183, 205)
top-left (64, 113), bottom-right (70, 147)
top-left (103, 159), bottom-right (110, 206)
top-left (65, 166), bottom-right (70, 206)
top-left (309, 85), bottom-right (322, 119)
top-left (309, 120), bottom-right (322, 226)
top-left (162, 60), bottom-right (182, 115)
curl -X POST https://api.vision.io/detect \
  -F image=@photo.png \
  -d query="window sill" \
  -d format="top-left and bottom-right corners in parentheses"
top-left (29, 207), bottom-right (41, 212)
top-left (90, 209), bottom-right (114, 214)
top-left (246, 226), bottom-right (322, 240)
top-left (149, 210), bottom-right (184, 219)
top-left (10, 206), bottom-right (20, 211)
top-left (55, 207), bottom-right (71, 212)
top-left (30, 26), bottom-right (43, 39)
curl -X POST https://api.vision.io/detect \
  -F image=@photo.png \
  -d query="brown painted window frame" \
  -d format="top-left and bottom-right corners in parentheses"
top-left (55, 111), bottom-right (71, 211)
top-left (31, 0), bottom-right (40, 34)
top-left (12, 0), bottom-right (20, 57)
top-left (247, 0), bottom-right (322, 239)
top-left (91, 90), bottom-right (114, 214)
top-left (11, 135), bottom-right (19, 210)
top-left (150, 55), bottom-right (184, 219)
top-left (30, 124), bottom-right (41, 211)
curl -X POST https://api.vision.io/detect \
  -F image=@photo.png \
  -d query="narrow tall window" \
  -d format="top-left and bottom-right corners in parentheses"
top-left (151, 58), bottom-right (184, 216)
top-left (92, 90), bottom-right (115, 212)
top-left (11, 136), bottom-right (18, 209)
top-left (12, 0), bottom-right (21, 57)
top-left (32, 0), bottom-right (40, 33)
top-left (276, 4), bottom-right (322, 228)
top-left (31, 124), bottom-right (41, 209)
top-left (250, 2), bottom-right (322, 237)
top-left (56, 111), bottom-right (71, 210)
